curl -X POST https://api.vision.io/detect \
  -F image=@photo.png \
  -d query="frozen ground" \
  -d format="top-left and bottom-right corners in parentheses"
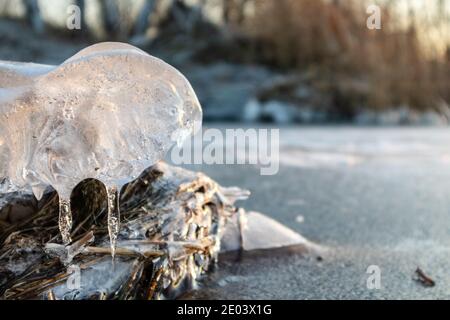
top-left (179, 125), bottom-right (450, 299)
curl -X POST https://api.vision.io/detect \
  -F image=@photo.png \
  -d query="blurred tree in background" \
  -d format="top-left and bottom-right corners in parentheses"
top-left (0, 0), bottom-right (449, 122)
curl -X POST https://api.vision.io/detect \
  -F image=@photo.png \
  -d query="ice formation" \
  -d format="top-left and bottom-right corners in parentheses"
top-left (0, 42), bottom-right (202, 254)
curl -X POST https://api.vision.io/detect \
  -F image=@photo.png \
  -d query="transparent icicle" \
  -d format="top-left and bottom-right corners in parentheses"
top-left (106, 185), bottom-right (120, 260)
top-left (31, 185), bottom-right (46, 201)
top-left (58, 197), bottom-right (72, 244)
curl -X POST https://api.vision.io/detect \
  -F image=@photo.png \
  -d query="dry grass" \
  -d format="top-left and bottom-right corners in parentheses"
top-left (243, 0), bottom-right (450, 114)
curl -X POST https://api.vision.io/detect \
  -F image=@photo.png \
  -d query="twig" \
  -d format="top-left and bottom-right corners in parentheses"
top-left (414, 267), bottom-right (435, 287)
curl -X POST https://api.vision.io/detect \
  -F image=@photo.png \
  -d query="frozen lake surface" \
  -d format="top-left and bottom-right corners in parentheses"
top-left (179, 125), bottom-right (450, 299)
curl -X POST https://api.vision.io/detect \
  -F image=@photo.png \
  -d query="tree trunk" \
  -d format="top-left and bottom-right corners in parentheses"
top-left (23, 0), bottom-right (44, 34)
top-left (132, 0), bottom-right (158, 36)
top-left (75, 0), bottom-right (86, 32)
top-left (98, 0), bottom-right (121, 39)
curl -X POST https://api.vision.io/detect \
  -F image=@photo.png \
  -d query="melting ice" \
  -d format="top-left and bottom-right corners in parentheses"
top-left (0, 42), bottom-right (202, 252)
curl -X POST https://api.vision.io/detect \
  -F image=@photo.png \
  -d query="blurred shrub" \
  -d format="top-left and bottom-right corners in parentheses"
top-left (243, 0), bottom-right (450, 114)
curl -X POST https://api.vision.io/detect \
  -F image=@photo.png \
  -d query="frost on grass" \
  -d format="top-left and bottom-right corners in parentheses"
top-left (0, 162), bottom-right (246, 299)
top-left (0, 43), bottom-right (202, 251)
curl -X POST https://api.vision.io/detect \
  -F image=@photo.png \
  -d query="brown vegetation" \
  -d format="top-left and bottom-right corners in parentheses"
top-left (243, 0), bottom-right (450, 113)
top-left (1, 0), bottom-right (449, 116)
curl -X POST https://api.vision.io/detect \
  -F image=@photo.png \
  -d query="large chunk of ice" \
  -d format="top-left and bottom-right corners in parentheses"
top-left (0, 42), bottom-right (202, 245)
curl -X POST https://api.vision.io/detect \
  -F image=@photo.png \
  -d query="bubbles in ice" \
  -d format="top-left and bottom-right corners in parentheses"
top-left (58, 198), bottom-right (73, 244)
top-left (106, 185), bottom-right (120, 260)
top-left (0, 42), bottom-right (202, 247)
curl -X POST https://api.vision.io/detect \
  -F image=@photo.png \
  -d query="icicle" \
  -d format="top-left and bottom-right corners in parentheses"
top-left (58, 196), bottom-right (72, 244)
top-left (106, 185), bottom-right (120, 260)
top-left (31, 184), bottom-right (46, 201)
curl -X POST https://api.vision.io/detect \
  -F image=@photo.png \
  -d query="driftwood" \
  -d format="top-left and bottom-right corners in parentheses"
top-left (0, 162), bottom-right (247, 300)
